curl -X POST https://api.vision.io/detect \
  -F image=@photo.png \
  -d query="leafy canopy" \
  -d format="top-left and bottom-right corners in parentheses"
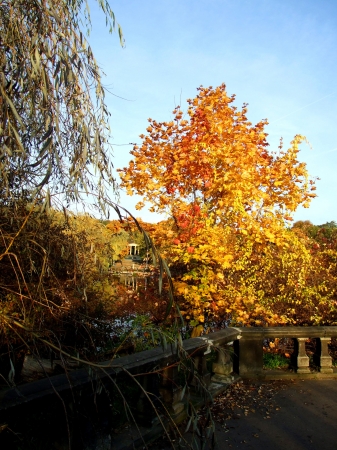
top-left (119, 84), bottom-right (319, 326)
top-left (120, 84), bottom-right (315, 228)
top-left (0, 0), bottom-right (123, 211)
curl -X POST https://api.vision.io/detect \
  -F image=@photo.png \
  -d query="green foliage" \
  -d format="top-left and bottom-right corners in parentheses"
top-left (293, 220), bottom-right (337, 248)
top-left (263, 352), bottom-right (289, 369)
top-left (109, 231), bottom-right (130, 261)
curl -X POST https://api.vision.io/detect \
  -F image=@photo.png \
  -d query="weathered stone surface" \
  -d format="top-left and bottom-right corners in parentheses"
top-left (235, 336), bottom-right (264, 379)
top-left (212, 346), bottom-right (233, 385)
top-left (318, 337), bottom-right (333, 373)
top-left (1, 326), bottom-right (337, 448)
top-left (295, 338), bottom-right (311, 374)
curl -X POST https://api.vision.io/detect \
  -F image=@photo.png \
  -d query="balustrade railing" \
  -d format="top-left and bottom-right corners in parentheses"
top-left (1, 326), bottom-right (336, 448)
top-left (235, 327), bottom-right (337, 378)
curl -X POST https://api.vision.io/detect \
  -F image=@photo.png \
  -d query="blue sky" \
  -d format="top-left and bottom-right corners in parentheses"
top-left (88, 0), bottom-right (337, 225)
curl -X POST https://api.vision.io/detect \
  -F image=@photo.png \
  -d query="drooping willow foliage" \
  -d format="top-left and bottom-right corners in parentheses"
top-left (0, 0), bottom-right (123, 210)
top-left (0, 0), bottom-right (127, 373)
top-left (0, 0), bottom-right (177, 365)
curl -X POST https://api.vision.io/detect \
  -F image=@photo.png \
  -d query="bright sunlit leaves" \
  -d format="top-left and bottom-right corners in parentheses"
top-left (118, 84), bottom-right (323, 326)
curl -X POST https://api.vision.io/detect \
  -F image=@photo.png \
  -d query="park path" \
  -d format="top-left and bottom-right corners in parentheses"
top-left (153, 379), bottom-right (337, 450)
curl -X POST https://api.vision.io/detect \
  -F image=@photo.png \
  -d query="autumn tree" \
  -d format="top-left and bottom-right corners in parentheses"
top-left (293, 220), bottom-right (337, 250)
top-left (119, 84), bottom-right (318, 326)
top-left (221, 228), bottom-right (337, 326)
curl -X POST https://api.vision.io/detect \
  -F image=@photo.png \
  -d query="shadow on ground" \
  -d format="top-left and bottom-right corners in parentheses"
top-left (152, 379), bottom-right (337, 450)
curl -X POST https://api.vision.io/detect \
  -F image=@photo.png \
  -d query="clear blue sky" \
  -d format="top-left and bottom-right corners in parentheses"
top-left (88, 0), bottom-right (337, 225)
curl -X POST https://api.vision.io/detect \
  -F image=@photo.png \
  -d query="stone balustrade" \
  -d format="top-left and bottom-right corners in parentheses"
top-left (234, 326), bottom-right (337, 379)
top-left (1, 326), bottom-right (336, 449)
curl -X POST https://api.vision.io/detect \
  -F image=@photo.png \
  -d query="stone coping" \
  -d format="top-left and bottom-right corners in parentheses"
top-left (1, 326), bottom-right (336, 410)
top-left (0, 327), bottom-right (240, 411)
top-left (237, 326), bottom-right (337, 338)
top-left (1, 326), bottom-right (337, 449)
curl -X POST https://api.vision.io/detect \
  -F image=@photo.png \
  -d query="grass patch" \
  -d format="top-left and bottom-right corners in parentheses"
top-left (263, 352), bottom-right (289, 369)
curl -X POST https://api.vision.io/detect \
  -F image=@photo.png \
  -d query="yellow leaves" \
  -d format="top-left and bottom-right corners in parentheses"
top-left (221, 255), bottom-right (234, 268)
top-left (264, 230), bottom-right (275, 243)
top-left (115, 84), bottom-right (322, 326)
top-left (191, 324), bottom-right (204, 337)
top-left (174, 281), bottom-right (189, 296)
top-left (123, 173), bottom-right (131, 181)
top-left (199, 253), bottom-right (210, 261)
top-left (241, 170), bottom-right (250, 180)
top-left (135, 201), bottom-right (145, 210)
top-left (121, 99), bottom-right (314, 233)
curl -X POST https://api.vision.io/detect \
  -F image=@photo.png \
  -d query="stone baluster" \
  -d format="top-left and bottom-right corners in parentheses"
top-left (136, 373), bottom-right (160, 426)
top-left (295, 338), bottom-right (310, 373)
top-left (159, 365), bottom-right (185, 422)
top-left (212, 347), bottom-right (233, 384)
top-left (190, 353), bottom-right (211, 389)
top-left (317, 337), bottom-right (333, 373)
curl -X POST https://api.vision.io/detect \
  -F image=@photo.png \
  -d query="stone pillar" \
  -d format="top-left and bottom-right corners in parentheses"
top-left (235, 337), bottom-right (263, 378)
top-left (318, 338), bottom-right (333, 373)
top-left (295, 338), bottom-right (310, 373)
top-left (189, 353), bottom-right (211, 390)
top-left (212, 347), bottom-right (233, 384)
top-left (136, 373), bottom-right (160, 426)
top-left (159, 366), bottom-right (185, 422)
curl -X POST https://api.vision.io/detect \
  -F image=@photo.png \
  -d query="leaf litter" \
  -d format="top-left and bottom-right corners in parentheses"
top-left (207, 380), bottom-right (291, 427)
top-left (149, 380), bottom-right (294, 448)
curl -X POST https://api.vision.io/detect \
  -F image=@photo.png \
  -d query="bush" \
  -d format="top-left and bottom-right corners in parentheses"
top-left (263, 352), bottom-right (289, 369)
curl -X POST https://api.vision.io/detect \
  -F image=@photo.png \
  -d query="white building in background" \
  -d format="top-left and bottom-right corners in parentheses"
top-left (128, 243), bottom-right (139, 256)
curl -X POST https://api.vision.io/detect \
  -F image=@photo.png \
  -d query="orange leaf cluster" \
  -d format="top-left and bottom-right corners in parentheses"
top-left (118, 84), bottom-right (320, 326)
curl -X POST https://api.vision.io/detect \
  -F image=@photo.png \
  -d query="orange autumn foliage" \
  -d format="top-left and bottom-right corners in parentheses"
top-left (119, 84), bottom-right (319, 326)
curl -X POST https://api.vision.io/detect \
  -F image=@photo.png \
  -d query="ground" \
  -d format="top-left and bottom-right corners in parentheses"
top-left (151, 379), bottom-right (337, 449)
